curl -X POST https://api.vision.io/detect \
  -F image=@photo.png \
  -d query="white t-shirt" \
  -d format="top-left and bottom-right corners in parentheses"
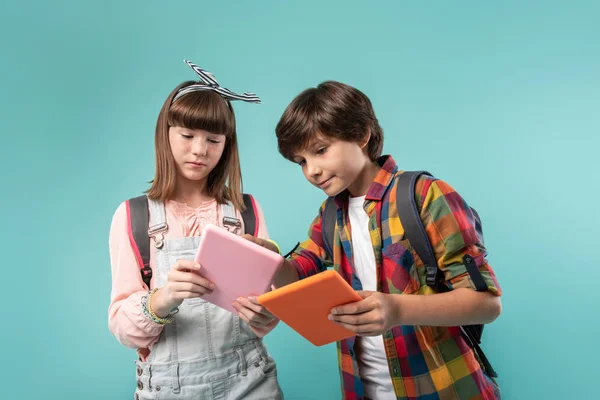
top-left (348, 196), bottom-right (396, 400)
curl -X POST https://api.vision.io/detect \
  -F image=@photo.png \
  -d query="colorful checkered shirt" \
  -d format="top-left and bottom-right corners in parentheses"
top-left (289, 155), bottom-right (502, 400)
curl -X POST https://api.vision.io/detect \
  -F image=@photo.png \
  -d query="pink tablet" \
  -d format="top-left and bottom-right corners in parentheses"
top-left (194, 224), bottom-right (284, 313)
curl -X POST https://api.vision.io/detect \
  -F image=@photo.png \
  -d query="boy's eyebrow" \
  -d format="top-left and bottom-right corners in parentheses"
top-left (291, 138), bottom-right (330, 160)
top-left (307, 139), bottom-right (329, 152)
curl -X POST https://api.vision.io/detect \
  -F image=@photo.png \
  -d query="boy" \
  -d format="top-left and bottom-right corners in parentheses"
top-left (266, 81), bottom-right (502, 400)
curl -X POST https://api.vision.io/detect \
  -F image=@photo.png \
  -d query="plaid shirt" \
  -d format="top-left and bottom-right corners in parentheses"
top-left (289, 155), bottom-right (502, 400)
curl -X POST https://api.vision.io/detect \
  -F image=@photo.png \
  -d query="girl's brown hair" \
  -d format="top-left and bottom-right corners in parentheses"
top-left (146, 81), bottom-right (245, 210)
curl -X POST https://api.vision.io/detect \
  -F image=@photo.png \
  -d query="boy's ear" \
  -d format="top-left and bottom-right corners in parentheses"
top-left (360, 128), bottom-right (371, 150)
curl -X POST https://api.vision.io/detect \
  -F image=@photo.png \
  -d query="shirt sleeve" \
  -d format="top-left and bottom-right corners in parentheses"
top-left (288, 200), bottom-right (333, 280)
top-left (417, 178), bottom-right (502, 296)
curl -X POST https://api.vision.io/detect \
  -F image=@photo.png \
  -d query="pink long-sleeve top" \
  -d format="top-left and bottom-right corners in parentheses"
top-left (108, 197), bottom-right (275, 361)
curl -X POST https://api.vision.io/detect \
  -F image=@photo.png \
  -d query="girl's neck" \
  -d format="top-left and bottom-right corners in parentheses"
top-left (172, 178), bottom-right (214, 208)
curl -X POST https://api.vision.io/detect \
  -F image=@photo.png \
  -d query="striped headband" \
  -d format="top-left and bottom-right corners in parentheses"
top-left (172, 60), bottom-right (261, 104)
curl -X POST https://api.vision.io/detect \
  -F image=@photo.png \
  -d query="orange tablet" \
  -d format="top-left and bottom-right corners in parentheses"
top-left (257, 269), bottom-right (362, 346)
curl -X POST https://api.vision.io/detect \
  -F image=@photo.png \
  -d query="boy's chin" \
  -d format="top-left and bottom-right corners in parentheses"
top-left (321, 186), bottom-right (346, 197)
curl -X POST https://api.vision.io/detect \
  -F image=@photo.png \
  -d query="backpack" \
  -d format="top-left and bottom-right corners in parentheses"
top-left (125, 193), bottom-right (260, 290)
top-left (321, 171), bottom-right (497, 378)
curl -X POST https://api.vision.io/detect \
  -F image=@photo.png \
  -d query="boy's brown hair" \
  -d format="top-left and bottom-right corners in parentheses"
top-left (275, 81), bottom-right (383, 161)
top-left (146, 80), bottom-right (245, 210)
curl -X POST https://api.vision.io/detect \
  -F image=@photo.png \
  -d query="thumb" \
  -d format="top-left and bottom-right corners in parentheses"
top-left (357, 290), bottom-right (376, 299)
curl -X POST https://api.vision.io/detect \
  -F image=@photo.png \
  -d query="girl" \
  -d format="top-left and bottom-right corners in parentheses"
top-left (108, 60), bottom-right (283, 400)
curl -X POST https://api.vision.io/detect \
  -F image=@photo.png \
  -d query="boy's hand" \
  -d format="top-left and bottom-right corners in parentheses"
top-left (329, 291), bottom-right (401, 336)
top-left (241, 234), bottom-right (279, 254)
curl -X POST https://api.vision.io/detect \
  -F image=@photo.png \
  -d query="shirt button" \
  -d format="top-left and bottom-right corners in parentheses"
top-left (393, 367), bottom-right (398, 375)
top-left (136, 366), bottom-right (142, 376)
top-left (155, 386), bottom-right (161, 392)
top-left (137, 381), bottom-right (143, 390)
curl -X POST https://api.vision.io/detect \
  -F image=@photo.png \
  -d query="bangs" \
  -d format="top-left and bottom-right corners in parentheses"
top-left (276, 81), bottom-right (383, 162)
top-left (279, 126), bottom-right (321, 161)
top-left (168, 88), bottom-right (235, 137)
top-left (276, 88), bottom-right (327, 161)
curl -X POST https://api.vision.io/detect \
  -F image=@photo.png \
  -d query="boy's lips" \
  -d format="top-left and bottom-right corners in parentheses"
top-left (318, 176), bottom-right (334, 188)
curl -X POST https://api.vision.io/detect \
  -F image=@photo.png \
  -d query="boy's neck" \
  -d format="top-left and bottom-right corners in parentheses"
top-left (347, 161), bottom-right (381, 198)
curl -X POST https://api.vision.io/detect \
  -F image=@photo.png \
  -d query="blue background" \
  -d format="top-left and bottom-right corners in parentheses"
top-left (2, 1), bottom-right (598, 399)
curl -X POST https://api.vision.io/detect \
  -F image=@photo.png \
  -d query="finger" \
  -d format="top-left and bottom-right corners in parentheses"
top-left (169, 270), bottom-right (215, 290)
top-left (356, 330), bottom-right (381, 337)
top-left (247, 296), bottom-right (275, 319)
top-left (235, 297), bottom-right (263, 313)
top-left (239, 296), bottom-right (273, 316)
top-left (241, 234), bottom-right (259, 244)
top-left (173, 259), bottom-right (202, 273)
top-left (329, 312), bottom-right (375, 326)
top-left (233, 303), bottom-right (272, 326)
top-left (331, 297), bottom-right (373, 316)
top-left (188, 274), bottom-right (215, 290)
top-left (356, 290), bottom-right (376, 299)
top-left (170, 281), bottom-right (213, 295)
top-left (233, 301), bottom-right (272, 325)
top-left (331, 320), bottom-right (379, 335)
top-left (170, 291), bottom-right (203, 300)
top-left (241, 235), bottom-right (278, 253)
top-left (234, 305), bottom-right (251, 324)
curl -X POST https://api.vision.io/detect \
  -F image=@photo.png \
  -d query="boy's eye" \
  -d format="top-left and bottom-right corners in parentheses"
top-left (316, 147), bottom-right (328, 155)
top-left (181, 134), bottom-right (193, 139)
top-left (297, 160), bottom-right (306, 167)
top-left (208, 138), bottom-right (221, 144)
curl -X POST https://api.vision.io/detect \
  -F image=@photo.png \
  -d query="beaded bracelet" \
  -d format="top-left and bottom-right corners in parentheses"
top-left (141, 289), bottom-right (178, 325)
top-left (265, 239), bottom-right (281, 254)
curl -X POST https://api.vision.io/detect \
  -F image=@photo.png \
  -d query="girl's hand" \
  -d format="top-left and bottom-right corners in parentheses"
top-left (151, 259), bottom-right (214, 317)
top-left (232, 296), bottom-right (277, 328)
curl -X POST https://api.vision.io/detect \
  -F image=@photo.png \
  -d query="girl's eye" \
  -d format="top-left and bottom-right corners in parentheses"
top-left (298, 160), bottom-right (306, 167)
top-left (316, 147), bottom-right (328, 155)
top-left (181, 134), bottom-right (193, 139)
top-left (208, 138), bottom-right (221, 144)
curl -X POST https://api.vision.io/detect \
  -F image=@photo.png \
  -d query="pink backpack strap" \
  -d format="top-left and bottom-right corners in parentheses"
top-left (125, 196), bottom-right (153, 289)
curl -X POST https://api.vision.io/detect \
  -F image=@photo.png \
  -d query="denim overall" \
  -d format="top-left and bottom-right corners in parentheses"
top-left (134, 198), bottom-right (283, 400)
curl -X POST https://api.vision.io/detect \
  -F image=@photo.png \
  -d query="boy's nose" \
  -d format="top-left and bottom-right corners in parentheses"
top-left (307, 163), bottom-right (322, 178)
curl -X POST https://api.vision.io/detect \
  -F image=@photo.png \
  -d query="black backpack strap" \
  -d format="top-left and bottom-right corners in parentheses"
top-left (461, 326), bottom-right (498, 378)
top-left (241, 194), bottom-right (258, 236)
top-left (396, 171), bottom-right (497, 378)
top-left (127, 195), bottom-right (152, 289)
top-left (321, 197), bottom-right (337, 260)
top-left (396, 171), bottom-right (439, 287)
